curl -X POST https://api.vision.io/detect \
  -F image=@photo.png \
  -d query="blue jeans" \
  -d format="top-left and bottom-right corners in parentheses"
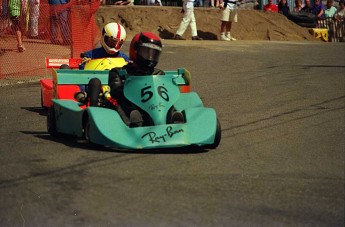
top-left (50, 8), bottom-right (71, 44)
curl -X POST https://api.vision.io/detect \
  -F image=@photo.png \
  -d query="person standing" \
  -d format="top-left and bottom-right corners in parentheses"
top-left (301, 0), bottom-right (312, 13)
top-left (311, 0), bottom-right (325, 21)
top-left (293, 0), bottom-right (303, 12)
top-left (49, 0), bottom-right (71, 45)
top-left (334, 0), bottom-right (344, 41)
top-left (264, 0), bottom-right (278, 12)
top-left (278, 0), bottom-right (290, 16)
top-left (219, 0), bottom-right (237, 41)
top-left (28, 0), bottom-right (39, 38)
top-left (174, 0), bottom-right (203, 40)
top-left (8, 0), bottom-right (25, 52)
top-left (324, 0), bottom-right (337, 19)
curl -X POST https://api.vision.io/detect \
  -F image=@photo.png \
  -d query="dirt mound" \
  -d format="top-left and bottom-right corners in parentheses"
top-left (96, 6), bottom-right (319, 41)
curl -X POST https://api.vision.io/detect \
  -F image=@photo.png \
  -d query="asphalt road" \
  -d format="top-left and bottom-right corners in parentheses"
top-left (0, 40), bottom-right (344, 226)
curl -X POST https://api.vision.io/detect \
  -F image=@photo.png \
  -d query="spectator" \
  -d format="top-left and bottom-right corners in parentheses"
top-left (146, 0), bottom-right (162, 6)
top-left (324, 0), bottom-right (337, 19)
top-left (264, 0), bottom-right (278, 12)
top-left (301, 0), bottom-right (312, 13)
top-left (1, 0), bottom-right (9, 34)
top-left (28, 0), bottom-right (39, 39)
top-left (335, 0), bottom-right (345, 17)
top-left (278, 0), bottom-right (290, 16)
top-left (334, 0), bottom-right (344, 41)
top-left (323, 0), bottom-right (337, 41)
top-left (293, 0), bottom-right (302, 12)
top-left (311, 0), bottom-right (325, 21)
top-left (8, 0), bottom-right (25, 52)
top-left (113, 0), bottom-right (133, 5)
top-left (219, 0), bottom-right (237, 41)
top-left (49, 0), bottom-right (71, 45)
top-left (210, 0), bottom-right (219, 7)
top-left (174, 0), bottom-right (203, 40)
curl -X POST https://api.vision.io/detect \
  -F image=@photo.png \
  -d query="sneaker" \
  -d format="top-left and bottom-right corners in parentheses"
top-left (220, 35), bottom-right (230, 41)
top-left (129, 110), bottom-right (143, 127)
top-left (174, 34), bottom-right (185, 40)
top-left (17, 44), bottom-right (26, 52)
top-left (192, 36), bottom-right (203, 40)
top-left (226, 34), bottom-right (237, 41)
top-left (171, 111), bottom-right (185, 124)
top-left (74, 91), bottom-right (87, 103)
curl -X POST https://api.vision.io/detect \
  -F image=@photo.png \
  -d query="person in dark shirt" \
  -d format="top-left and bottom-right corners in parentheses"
top-left (301, 0), bottom-right (312, 13)
top-left (278, 0), bottom-right (290, 16)
top-left (311, 0), bottom-right (325, 20)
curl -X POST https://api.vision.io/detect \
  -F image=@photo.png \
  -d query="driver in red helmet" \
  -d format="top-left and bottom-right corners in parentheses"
top-left (108, 32), bottom-right (185, 127)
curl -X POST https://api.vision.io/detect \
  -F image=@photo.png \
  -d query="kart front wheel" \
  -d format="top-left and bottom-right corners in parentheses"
top-left (206, 118), bottom-right (221, 149)
top-left (47, 106), bottom-right (57, 136)
top-left (83, 116), bottom-right (91, 143)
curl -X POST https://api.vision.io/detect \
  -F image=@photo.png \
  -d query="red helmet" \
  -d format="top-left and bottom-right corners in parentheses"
top-left (129, 32), bottom-right (162, 69)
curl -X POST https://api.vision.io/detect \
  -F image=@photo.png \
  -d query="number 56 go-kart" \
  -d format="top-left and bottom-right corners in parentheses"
top-left (46, 61), bottom-right (221, 150)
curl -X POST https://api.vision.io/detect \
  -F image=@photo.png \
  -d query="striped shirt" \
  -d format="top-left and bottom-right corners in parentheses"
top-left (8, 0), bottom-right (21, 17)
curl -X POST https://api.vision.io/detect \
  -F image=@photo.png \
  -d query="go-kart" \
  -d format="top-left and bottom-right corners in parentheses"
top-left (46, 60), bottom-right (221, 150)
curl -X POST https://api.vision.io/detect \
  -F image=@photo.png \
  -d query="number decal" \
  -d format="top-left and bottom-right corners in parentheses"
top-left (141, 86), bottom-right (153, 103)
top-left (140, 85), bottom-right (170, 103)
top-left (158, 86), bottom-right (169, 102)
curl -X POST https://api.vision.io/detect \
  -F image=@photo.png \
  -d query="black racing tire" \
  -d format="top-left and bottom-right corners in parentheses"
top-left (295, 22), bottom-right (317, 28)
top-left (59, 64), bottom-right (71, 69)
top-left (47, 106), bottom-right (57, 136)
top-left (206, 118), bottom-right (221, 149)
top-left (88, 78), bottom-right (101, 107)
top-left (287, 12), bottom-right (316, 24)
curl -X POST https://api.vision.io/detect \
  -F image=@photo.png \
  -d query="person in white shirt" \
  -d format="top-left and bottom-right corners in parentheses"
top-left (219, 0), bottom-right (237, 41)
top-left (146, 0), bottom-right (162, 5)
top-left (174, 0), bottom-right (203, 40)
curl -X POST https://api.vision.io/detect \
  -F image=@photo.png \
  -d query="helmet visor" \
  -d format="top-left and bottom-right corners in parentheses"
top-left (104, 35), bottom-right (124, 50)
top-left (137, 43), bottom-right (162, 62)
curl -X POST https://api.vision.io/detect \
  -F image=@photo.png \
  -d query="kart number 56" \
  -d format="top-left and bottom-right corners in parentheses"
top-left (141, 85), bottom-right (169, 103)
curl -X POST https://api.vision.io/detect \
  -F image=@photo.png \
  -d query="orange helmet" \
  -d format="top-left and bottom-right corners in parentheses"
top-left (129, 32), bottom-right (162, 68)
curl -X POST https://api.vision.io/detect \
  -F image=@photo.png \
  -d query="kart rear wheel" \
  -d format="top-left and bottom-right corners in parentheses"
top-left (206, 118), bottom-right (221, 149)
top-left (47, 106), bottom-right (57, 136)
top-left (88, 78), bottom-right (101, 107)
top-left (40, 89), bottom-right (44, 108)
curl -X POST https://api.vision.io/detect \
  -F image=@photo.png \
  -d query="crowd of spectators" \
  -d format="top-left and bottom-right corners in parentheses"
top-left (0, 0), bottom-right (344, 54)
top-left (263, 0), bottom-right (345, 41)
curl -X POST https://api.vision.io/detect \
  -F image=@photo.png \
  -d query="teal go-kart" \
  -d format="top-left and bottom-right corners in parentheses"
top-left (47, 67), bottom-right (221, 150)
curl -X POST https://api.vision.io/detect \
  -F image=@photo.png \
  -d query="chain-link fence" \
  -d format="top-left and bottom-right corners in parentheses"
top-left (0, 0), bottom-right (101, 83)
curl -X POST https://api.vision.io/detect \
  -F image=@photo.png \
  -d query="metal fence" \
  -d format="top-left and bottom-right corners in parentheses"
top-left (319, 17), bottom-right (345, 42)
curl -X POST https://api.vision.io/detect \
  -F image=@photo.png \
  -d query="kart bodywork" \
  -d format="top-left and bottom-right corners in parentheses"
top-left (47, 67), bottom-right (221, 150)
top-left (40, 57), bottom-right (128, 108)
